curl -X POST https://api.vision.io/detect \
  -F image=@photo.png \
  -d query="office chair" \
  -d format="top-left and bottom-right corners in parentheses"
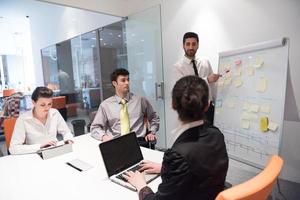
top-left (3, 89), bottom-right (15, 97)
top-left (52, 96), bottom-right (67, 120)
top-left (137, 117), bottom-right (156, 150)
top-left (215, 155), bottom-right (284, 200)
top-left (3, 117), bottom-right (17, 150)
top-left (137, 134), bottom-right (156, 150)
top-left (1, 92), bottom-right (23, 120)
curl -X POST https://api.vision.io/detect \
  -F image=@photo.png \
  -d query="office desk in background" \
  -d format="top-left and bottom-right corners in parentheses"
top-left (0, 134), bottom-right (163, 200)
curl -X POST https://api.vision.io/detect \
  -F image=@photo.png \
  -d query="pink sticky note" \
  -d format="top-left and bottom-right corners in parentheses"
top-left (235, 60), bottom-right (242, 66)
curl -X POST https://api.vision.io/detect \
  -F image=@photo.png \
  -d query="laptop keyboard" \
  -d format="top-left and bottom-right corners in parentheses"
top-left (116, 164), bottom-right (142, 182)
top-left (128, 164), bottom-right (142, 172)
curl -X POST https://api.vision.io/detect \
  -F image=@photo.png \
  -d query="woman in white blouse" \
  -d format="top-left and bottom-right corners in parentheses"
top-left (9, 87), bottom-right (73, 154)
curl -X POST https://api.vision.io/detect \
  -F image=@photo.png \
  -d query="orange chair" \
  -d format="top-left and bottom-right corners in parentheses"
top-left (215, 155), bottom-right (284, 200)
top-left (52, 96), bottom-right (66, 109)
top-left (3, 89), bottom-right (15, 97)
top-left (3, 117), bottom-right (17, 149)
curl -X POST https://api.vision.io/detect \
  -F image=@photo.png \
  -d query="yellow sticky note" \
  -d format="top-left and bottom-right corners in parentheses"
top-left (253, 58), bottom-right (264, 68)
top-left (224, 78), bottom-right (232, 85)
top-left (225, 65), bottom-right (231, 71)
top-left (260, 105), bottom-right (271, 113)
top-left (220, 63), bottom-right (226, 70)
top-left (250, 104), bottom-right (260, 112)
top-left (241, 112), bottom-right (251, 120)
top-left (218, 81), bottom-right (224, 87)
top-left (225, 72), bottom-right (232, 79)
top-left (256, 77), bottom-right (268, 93)
top-left (247, 66), bottom-right (255, 76)
top-left (249, 113), bottom-right (258, 120)
top-left (234, 79), bottom-right (243, 87)
top-left (253, 63), bottom-right (264, 68)
top-left (260, 116), bottom-right (269, 132)
top-left (243, 102), bottom-right (250, 111)
top-left (235, 68), bottom-right (242, 76)
top-left (268, 121), bottom-right (279, 132)
top-left (241, 120), bottom-right (250, 129)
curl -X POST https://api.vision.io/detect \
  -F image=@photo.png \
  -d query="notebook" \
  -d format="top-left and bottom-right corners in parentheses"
top-left (99, 132), bottom-right (159, 191)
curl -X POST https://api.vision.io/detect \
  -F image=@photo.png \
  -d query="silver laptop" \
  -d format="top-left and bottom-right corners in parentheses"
top-left (99, 132), bottom-right (159, 191)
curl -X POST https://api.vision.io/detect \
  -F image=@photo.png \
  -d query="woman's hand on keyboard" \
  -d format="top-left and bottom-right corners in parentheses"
top-left (123, 171), bottom-right (147, 192)
top-left (139, 160), bottom-right (161, 174)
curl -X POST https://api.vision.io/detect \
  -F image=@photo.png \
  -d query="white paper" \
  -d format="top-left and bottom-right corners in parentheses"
top-left (268, 121), bottom-right (279, 132)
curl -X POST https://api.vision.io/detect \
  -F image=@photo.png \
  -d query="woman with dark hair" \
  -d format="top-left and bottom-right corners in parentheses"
top-left (124, 76), bottom-right (228, 200)
top-left (9, 87), bottom-right (73, 154)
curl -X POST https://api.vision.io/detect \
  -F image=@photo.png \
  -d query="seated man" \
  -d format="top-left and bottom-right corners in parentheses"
top-left (90, 68), bottom-right (159, 147)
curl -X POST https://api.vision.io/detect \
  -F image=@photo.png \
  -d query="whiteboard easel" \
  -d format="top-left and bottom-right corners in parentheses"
top-left (214, 38), bottom-right (289, 169)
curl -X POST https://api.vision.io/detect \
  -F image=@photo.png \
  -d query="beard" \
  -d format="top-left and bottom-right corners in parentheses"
top-left (184, 49), bottom-right (196, 58)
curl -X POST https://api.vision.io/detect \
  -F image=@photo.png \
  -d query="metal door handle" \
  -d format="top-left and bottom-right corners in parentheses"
top-left (155, 82), bottom-right (164, 100)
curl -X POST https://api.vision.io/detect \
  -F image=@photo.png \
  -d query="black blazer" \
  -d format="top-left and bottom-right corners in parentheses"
top-left (140, 124), bottom-right (229, 200)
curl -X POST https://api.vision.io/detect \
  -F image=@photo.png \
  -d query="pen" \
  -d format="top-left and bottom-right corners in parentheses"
top-left (66, 162), bottom-right (83, 171)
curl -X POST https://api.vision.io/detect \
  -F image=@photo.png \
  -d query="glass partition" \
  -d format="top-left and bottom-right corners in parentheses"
top-left (99, 21), bottom-right (128, 100)
top-left (41, 45), bottom-right (59, 92)
top-left (71, 31), bottom-right (101, 90)
top-left (41, 15), bottom-right (165, 143)
top-left (42, 30), bottom-right (102, 120)
top-left (125, 5), bottom-right (166, 148)
top-left (71, 30), bottom-right (101, 111)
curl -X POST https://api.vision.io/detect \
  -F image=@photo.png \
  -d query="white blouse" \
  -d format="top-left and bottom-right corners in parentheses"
top-left (173, 56), bottom-right (215, 101)
top-left (9, 108), bottom-right (73, 154)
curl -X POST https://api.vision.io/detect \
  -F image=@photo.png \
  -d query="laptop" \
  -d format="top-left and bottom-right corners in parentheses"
top-left (99, 132), bottom-right (159, 191)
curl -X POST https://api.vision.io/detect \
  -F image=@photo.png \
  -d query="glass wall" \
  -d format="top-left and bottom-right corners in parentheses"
top-left (41, 30), bottom-right (102, 120)
top-left (71, 30), bottom-right (102, 111)
top-left (126, 5), bottom-right (166, 148)
top-left (41, 15), bottom-right (165, 146)
top-left (41, 45), bottom-right (59, 92)
top-left (99, 21), bottom-right (127, 100)
top-left (41, 21), bottom-right (129, 107)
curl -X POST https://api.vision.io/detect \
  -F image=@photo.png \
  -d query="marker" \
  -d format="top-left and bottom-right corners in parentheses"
top-left (220, 69), bottom-right (230, 77)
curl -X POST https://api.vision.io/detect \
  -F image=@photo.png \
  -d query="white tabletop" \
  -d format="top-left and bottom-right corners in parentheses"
top-left (0, 134), bottom-right (164, 200)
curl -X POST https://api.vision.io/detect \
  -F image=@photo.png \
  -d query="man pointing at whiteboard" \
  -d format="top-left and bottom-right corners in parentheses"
top-left (173, 32), bottom-right (220, 125)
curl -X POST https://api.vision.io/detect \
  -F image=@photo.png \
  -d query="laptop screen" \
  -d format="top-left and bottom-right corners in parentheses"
top-left (99, 132), bottom-right (143, 177)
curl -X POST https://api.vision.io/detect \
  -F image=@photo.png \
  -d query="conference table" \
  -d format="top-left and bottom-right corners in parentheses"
top-left (0, 134), bottom-right (164, 200)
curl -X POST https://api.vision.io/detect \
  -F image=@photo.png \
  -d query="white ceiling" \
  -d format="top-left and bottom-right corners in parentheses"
top-left (38, 0), bottom-right (162, 17)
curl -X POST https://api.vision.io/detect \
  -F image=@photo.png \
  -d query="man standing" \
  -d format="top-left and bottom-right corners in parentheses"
top-left (90, 68), bottom-right (159, 147)
top-left (173, 32), bottom-right (220, 125)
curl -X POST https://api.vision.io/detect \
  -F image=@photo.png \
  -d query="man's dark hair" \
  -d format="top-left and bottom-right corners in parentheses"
top-left (183, 32), bottom-right (199, 44)
top-left (110, 68), bottom-right (130, 82)
top-left (31, 87), bottom-right (53, 101)
top-left (172, 76), bottom-right (209, 122)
